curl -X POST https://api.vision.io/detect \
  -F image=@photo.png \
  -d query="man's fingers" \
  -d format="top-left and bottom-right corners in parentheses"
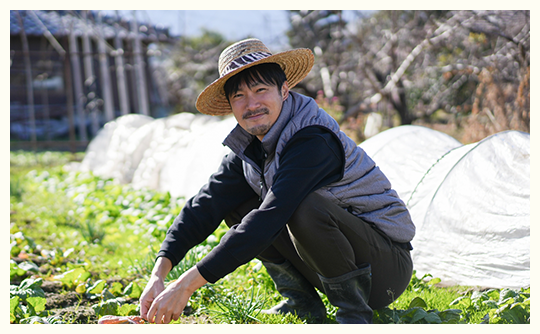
top-left (139, 300), bottom-right (150, 318)
top-left (147, 301), bottom-right (158, 323)
top-left (163, 312), bottom-right (172, 324)
top-left (155, 308), bottom-right (167, 325)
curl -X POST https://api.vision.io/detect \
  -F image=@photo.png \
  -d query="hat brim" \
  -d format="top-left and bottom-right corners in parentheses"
top-left (196, 48), bottom-right (314, 116)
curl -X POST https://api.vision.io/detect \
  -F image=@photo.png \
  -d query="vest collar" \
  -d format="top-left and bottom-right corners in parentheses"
top-left (223, 91), bottom-right (314, 158)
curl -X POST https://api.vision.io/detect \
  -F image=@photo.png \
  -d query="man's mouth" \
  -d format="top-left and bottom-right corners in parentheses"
top-left (243, 108), bottom-right (269, 120)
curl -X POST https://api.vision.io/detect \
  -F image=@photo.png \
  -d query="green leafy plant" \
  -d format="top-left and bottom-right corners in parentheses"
top-left (122, 281), bottom-right (143, 299)
top-left (92, 297), bottom-right (125, 317)
top-left (10, 260), bottom-right (39, 280)
top-left (10, 277), bottom-right (46, 300)
top-left (209, 285), bottom-right (268, 324)
top-left (10, 278), bottom-right (47, 323)
top-left (54, 267), bottom-right (92, 290)
top-left (450, 287), bottom-right (530, 324)
top-left (19, 315), bottom-right (66, 324)
top-left (375, 296), bottom-right (462, 324)
top-left (408, 271), bottom-right (442, 292)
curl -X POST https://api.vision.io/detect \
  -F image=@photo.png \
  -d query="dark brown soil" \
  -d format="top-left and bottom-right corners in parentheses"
top-left (41, 280), bottom-right (63, 293)
top-left (38, 280), bottom-right (98, 323)
top-left (45, 291), bottom-right (82, 309)
top-left (52, 305), bottom-right (98, 324)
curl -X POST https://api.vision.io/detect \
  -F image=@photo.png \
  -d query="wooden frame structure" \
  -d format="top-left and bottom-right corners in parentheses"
top-left (10, 10), bottom-right (174, 151)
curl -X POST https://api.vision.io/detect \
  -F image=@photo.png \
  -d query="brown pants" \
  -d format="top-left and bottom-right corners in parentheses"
top-left (224, 192), bottom-right (413, 310)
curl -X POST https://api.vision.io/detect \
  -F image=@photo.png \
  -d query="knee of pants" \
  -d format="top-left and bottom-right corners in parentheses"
top-left (287, 192), bottom-right (330, 240)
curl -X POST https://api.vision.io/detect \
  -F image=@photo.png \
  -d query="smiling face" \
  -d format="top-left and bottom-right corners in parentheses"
top-left (229, 80), bottom-right (289, 141)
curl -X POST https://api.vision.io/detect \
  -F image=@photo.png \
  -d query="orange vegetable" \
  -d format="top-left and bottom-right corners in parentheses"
top-left (98, 315), bottom-right (145, 324)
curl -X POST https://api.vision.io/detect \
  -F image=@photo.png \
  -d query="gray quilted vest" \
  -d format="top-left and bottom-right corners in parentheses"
top-left (223, 92), bottom-right (415, 243)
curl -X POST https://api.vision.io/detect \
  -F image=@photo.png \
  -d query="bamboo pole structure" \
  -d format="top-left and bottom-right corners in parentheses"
top-left (28, 10), bottom-right (68, 143)
top-left (37, 74), bottom-right (52, 141)
top-left (27, 10), bottom-right (66, 57)
top-left (127, 62), bottom-right (139, 113)
top-left (68, 28), bottom-right (88, 141)
top-left (114, 17), bottom-right (130, 116)
top-left (131, 11), bottom-right (150, 116)
top-left (64, 53), bottom-right (77, 153)
top-left (16, 11), bottom-right (37, 151)
top-left (96, 11), bottom-right (115, 122)
top-left (82, 11), bottom-right (99, 137)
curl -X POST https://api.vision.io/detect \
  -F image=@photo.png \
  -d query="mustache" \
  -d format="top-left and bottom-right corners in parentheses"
top-left (243, 108), bottom-right (269, 120)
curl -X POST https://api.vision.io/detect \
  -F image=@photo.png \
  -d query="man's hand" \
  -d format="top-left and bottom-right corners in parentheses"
top-left (139, 275), bottom-right (166, 320)
top-left (139, 257), bottom-right (171, 321)
top-left (146, 266), bottom-right (208, 324)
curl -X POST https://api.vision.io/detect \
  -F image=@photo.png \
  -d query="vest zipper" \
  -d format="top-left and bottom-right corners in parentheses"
top-left (259, 148), bottom-right (268, 201)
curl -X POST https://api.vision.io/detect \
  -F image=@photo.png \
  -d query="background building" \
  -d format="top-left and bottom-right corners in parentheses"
top-left (10, 10), bottom-right (174, 151)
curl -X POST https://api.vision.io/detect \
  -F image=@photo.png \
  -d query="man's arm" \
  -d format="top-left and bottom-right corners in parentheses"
top-left (157, 151), bottom-right (257, 267)
top-left (140, 151), bottom-right (256, 322)
top-left (196, 126), bottom-right (345, 282)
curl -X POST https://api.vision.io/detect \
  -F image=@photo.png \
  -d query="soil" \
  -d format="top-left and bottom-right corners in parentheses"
top-left (42, 280), bottom-right (63, 293)
top-left (45, 291), bottom-right (82, 309)
top-left (13, 278), bottom-right (212, 324)
top-left (38, 280), bottom-right (98, 323)
top-left (53, 305), bottom-right (98, 324)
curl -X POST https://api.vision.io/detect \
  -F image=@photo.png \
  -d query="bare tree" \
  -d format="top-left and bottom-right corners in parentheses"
top-left (287, 10), bottom-right (530, 142)
top-left (160, 30), bottom-right (230, 114)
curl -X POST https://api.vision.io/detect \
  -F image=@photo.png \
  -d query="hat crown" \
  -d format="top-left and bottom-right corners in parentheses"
top-left (218, 38), bottom-right (273, 77)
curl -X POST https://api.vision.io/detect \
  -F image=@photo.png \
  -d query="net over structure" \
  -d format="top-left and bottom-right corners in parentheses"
top-left (79, 117), bottom-right (530, 288)
top-left (361, 125), bottom-right (530, 288)
top-left (79, 113), bottom-right (234, 200)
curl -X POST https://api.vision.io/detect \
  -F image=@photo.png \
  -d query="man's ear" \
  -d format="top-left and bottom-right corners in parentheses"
top-left (281, 81), bottom-right (290, 100)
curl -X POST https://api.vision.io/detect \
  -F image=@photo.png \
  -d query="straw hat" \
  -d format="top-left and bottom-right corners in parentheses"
top-left (196, 38), bottom-right (314, 115)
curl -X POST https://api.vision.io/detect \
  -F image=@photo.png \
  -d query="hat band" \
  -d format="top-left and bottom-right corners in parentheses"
top-left (221, 51), bottom-right (272, 77)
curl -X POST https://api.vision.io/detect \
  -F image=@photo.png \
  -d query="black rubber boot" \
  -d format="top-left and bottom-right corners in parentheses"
top-left (318, 264), bottom-right (373, 324)
top-left (262, 260), bottom-right (326, 322)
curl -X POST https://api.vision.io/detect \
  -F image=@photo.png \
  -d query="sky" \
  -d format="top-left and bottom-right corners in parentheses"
top-left (100, 10), bottom-right (362, 51)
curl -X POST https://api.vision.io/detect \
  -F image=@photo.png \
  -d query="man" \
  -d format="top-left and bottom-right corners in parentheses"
top-left (139, 38), bottom-right (415, 324)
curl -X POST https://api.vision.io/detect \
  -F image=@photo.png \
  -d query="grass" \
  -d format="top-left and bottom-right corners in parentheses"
top-left (9, 150), bottom-right (530, 324)
top-left (209, 285), bottom-right (267, 323)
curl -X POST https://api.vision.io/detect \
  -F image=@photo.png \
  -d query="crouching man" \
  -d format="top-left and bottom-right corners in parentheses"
top-left (139, 38), bottom-right (415, 324)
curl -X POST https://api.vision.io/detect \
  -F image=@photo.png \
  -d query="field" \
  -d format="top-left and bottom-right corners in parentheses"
top-left (10, 151), bottom-right (530, 324)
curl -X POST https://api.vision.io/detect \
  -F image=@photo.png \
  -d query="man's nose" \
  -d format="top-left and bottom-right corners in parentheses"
top-left (246, 94), bottom-right (261, 110)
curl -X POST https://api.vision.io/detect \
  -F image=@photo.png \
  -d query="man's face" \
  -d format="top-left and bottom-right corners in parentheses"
top-left (229, 80), bottom-right (289, 141)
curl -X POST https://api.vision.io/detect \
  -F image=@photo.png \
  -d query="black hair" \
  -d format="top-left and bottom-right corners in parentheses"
top-left (224, 63), bottom-right (287, 101)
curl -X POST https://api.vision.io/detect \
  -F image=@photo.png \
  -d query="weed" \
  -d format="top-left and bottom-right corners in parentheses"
top-left (127, 254), bottom-right (156, 280)
top-left (80, 219), bottom-right (106, 245)
top-left (208, 284), bottom-right (268, 324)
top-left (167, 246), bottom-right (210, 281)
top-left (10, 177), bottom-right (25, 201)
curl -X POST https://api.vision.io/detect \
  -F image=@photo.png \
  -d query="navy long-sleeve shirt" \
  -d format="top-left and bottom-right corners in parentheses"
top-left (157, 126), bottom-right (344, 283)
